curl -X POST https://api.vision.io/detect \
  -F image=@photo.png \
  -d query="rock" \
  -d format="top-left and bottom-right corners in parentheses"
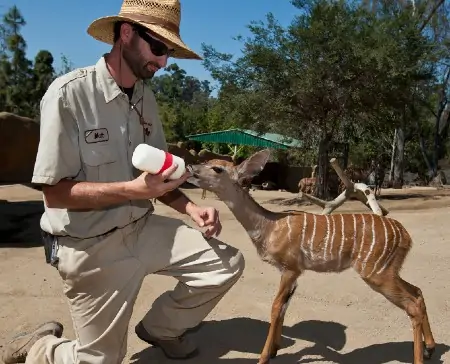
top-left (0, 112), bottom-right (40, 184)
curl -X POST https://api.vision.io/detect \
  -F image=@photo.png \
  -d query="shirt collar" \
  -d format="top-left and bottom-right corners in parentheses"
top-left (96, 54), bottom-right (144, 104)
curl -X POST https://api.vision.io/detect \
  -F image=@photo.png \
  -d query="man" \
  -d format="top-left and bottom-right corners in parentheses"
top-left (2, 1), bottom-right (245, 363)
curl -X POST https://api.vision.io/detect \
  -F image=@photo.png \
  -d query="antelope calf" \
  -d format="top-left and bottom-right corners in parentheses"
top-left (200, 158), bottom-right (252, 199)
top-left (298, 177), bottom-right (316, 194)
top-left (187, 149), bottom-right (436, 364)
top-left (200, 159), bottom-right (235, 199)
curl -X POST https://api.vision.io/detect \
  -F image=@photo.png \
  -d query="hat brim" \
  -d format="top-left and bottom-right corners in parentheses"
top-left (87, 15), bottom-right (202, 60)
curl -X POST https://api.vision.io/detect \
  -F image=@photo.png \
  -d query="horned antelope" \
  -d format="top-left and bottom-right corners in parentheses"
top-left (187, 149), bottom-right (436, 364)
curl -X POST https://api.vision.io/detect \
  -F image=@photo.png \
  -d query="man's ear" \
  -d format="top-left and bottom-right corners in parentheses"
top-left (119, 22), bottom-right (134, 45)
top-left (236, 149), bottom-right (271, 184)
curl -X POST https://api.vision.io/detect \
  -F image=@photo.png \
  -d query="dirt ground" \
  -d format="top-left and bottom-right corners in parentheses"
top-left (1, 184), bottom-right (450, 363)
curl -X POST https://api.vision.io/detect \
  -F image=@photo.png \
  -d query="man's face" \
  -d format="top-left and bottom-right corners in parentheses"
top-left (121, 25), bottom-right (172, 81)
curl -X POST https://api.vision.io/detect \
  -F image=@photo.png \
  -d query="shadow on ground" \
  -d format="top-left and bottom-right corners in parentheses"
top-left (130, 317), bottom-right (449, 363)
top-left (0, 199), bottom-right (43, 247)
top-left (377, 193), bottom-right (445, 201)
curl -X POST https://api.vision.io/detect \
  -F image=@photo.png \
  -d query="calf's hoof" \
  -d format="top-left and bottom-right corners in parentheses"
top-left (423, 343), bottom-right (435, 360)
top-left (258, 355), bottom-right (271, 364)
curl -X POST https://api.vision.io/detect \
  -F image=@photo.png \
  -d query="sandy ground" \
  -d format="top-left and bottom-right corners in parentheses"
top-left (1, 184), bottom-right (450, 363)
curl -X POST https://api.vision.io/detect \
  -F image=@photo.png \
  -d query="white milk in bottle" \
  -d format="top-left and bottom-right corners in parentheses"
top-left (132, 144), bottom-right (186, 180)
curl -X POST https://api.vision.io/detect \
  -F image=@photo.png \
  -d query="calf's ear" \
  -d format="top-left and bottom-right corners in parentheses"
top-left (236, 149), bottom-right (271, 184)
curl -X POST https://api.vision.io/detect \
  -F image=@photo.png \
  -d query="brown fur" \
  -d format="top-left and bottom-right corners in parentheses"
top-left (298, 177), bottom-right (316, 194)
top-left (188, 150), bottom-right (436, 364)
top-left (299, 172), bottom-right (340, 197)
top-left (201, 159), bottom-right (235, 199)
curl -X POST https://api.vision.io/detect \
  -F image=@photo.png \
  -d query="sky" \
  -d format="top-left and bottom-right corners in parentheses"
top-left (1, 0), bottom-right (298, 91)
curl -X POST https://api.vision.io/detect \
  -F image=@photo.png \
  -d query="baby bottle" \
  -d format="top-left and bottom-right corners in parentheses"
top-left (132, 144), bottom-right (186, 180)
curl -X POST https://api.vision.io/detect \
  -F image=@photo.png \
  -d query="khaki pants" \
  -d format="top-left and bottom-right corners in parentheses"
top-left (26, 213), bottom-right (245, 364)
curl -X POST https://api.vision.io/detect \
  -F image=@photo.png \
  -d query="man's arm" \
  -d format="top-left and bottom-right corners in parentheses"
top-left (157, 188), bottom-right (196, 215)
top-left (42, 165), bottom-right (189, 210)
top-left (158, 187), bottom-right (223, 238)
top-left (42, 179), bottom-right (134, 210)
top-left (158, 187), bottom-right (222, 238)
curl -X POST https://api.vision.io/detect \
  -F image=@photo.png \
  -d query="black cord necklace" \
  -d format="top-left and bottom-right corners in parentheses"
top-left (120, 82), bottom-right (152, 138)
top-left (114, 50), bottom-right (153, 138)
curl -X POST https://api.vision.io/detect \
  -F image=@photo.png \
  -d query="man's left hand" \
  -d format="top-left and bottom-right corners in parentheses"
top-left (186, 203), bottom-right (222, 239)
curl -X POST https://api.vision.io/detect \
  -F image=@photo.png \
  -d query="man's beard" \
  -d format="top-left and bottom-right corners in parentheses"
top-left (122, 40), bottom-right (156, 81)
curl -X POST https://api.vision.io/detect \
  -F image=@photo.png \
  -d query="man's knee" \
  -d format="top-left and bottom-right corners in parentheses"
top-left (230, 249), bottom-right (245, 281)
top-left (215, 243), bottom-right (246, 288)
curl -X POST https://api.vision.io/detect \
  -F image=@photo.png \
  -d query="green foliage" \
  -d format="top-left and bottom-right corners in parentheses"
top-left (0, 5), bottom-right (64, 119)
top-left (202, 0), bottom-right (434, 145)
top-left (57, 54), bottom-right (74, 77)
top-left (147, 63), bottom-right (213, 144)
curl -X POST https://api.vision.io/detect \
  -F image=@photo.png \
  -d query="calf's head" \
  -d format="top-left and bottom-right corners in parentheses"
top-left (187, 149), bottom-right (271, 193)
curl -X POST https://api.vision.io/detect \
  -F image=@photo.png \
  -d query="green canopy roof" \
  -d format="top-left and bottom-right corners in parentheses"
top-left (186, 129), bottom-right (302, 150)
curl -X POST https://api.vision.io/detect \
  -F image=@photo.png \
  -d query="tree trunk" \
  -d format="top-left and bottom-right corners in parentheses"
top-left (438, 103), bottom-right (450, 138)
top-left (342, 142), bottom-right (349, 170)
top-left (389, 128), bottom-right (397, 184)
top-left (432, 105), bottom-right (443, 179)
top-left (418, 127), bottom-right (434, 178)
top-left (433, 100), bottom-right (450, 177)
top-left (315, 134), bottom-right (332, 200)
top-left (393, 126), bottom-right (405, 188)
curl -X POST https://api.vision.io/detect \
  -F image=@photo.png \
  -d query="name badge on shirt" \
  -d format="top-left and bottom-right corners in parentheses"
top-left (85, 128), bottom-right (109, 143)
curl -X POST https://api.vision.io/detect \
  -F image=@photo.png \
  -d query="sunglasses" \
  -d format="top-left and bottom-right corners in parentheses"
top-left (133, 27), bottom-right (174, 57)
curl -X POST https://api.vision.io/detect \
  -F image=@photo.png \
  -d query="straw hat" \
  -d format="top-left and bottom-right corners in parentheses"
top-left (87, 0), bottom-right (201, 60)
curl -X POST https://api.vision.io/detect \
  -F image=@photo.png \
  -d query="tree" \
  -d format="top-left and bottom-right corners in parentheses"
top-left (57, 54), bottom-right (74, 76)
top-left (31, 50), bottom-right (55, 116)
top-left (202, 0), bottom-right (434, 198)
top-left (0, 5), bottom-right (58, 119)
top-left (148, 63), bottom-right (213, 143)
top-left (1, 5), bottom-right (33, 115)
top-left (363, 0), bottom-right (450, 185)
top-left (413, 0), bottom-right (450, 180)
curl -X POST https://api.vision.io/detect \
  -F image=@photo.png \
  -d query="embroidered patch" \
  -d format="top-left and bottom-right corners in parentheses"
top-left (85, 128), bottom-right (109, 143)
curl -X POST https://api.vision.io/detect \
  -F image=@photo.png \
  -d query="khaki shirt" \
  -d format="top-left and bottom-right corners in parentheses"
top-left (32, 55), bottom-right (168, 238)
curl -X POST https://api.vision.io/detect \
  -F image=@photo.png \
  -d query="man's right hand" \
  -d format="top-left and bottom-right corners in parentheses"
top-left (127, 163), bottom-right (191, 200)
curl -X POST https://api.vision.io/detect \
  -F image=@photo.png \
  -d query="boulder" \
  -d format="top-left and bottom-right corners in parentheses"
top-left (0, 112), bottom-right (40, 184)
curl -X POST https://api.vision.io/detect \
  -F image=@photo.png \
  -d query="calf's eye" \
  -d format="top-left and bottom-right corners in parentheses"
top-left (212, 167), bottom-right (223, 174)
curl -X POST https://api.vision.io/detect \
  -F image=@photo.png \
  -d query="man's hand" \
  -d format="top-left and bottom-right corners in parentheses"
top-left (186, 203), bottom-right (222, 239)
top-left (128, 163), bottom-right (190, 200)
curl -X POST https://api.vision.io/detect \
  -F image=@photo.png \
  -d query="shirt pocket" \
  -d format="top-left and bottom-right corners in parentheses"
top-left (80, 143), bottom-right (119, 182)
